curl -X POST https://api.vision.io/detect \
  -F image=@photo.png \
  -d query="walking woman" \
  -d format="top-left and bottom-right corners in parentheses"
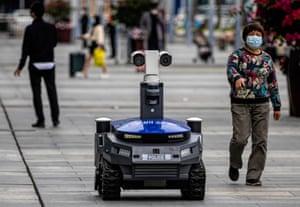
top-left (80, 15), bottom-right (108, 79)
top-left (226, 22), bottom-right (281, 186)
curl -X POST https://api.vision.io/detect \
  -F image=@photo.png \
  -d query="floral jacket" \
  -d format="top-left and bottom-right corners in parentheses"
top-left (226, 48), bottom-right (281, 111)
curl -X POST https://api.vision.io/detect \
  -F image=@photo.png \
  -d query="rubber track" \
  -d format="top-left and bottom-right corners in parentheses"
top-left (102, 160), bottom-right (121, 200)
top-left (181, 159), bottom-right (206, 200)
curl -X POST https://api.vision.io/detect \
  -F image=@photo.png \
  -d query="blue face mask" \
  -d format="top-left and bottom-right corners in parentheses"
top-left (90, 18), bottom-right (95, 25)
top-left (246, 35), bottom-right (263, 49)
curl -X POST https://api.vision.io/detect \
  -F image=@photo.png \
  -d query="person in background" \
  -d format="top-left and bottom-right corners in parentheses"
top-left (226, 22), bottom-right (281, 186)
top-left (80, 15), bottom-right (109, 79)
top-left (106, 3), bottom-right (116, 59)
top-left (14, 1), bottom-right (60, 128)
top-left (140, 0), bottom-right (165, 50)
top-left (106, 16), bottom-right (116, 58)
top-left (80, 7), bottom-right (89, 49)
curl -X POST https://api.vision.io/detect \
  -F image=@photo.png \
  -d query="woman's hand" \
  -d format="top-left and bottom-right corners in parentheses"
top-left (273, 111), bottom-right (281, 120)
top-left (235, 78), bottom-right (247, 90)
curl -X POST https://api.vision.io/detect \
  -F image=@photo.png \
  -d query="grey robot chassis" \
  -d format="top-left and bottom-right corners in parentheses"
top-left (94, 50), bottom-right (206, 200)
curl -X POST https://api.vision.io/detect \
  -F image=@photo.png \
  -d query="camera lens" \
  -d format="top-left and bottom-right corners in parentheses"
top-left (133, 53), bottom-right (145, 67)
top-left (159, 52), bottom-right (172, 67)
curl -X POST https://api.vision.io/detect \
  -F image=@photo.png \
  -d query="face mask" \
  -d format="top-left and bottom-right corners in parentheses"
top-left (90, 18), bottom-right (95, 25)
top-left (246, 35), bottom-right (263, 49)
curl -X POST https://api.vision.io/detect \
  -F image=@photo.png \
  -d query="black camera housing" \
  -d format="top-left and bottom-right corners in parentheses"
top-left (131, 51), bottom-right (145, 67)
top-left (159, 51), bottom-right (172, 67)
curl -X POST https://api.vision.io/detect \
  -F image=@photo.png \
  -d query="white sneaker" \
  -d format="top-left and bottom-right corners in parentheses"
top-left (100, 73), bottom-right (110, 79)
top-left (75, 72), bottom-right (84, 78)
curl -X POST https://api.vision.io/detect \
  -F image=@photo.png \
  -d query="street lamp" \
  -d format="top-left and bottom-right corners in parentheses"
top-left (234, 0), bottom-right (242, 49)
top-left (208, 0), bottom-right (214, 53)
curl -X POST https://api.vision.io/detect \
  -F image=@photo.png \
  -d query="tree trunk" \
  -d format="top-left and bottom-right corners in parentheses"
top-left (287, 49), bottom-right (300, 117)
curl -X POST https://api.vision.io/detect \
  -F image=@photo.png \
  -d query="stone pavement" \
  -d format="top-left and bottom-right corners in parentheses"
top-left (0, 33), bottom-right (300, 207)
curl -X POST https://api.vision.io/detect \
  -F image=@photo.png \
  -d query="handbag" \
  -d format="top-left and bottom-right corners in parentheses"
top-left (93, 47), bottom-right (106, 67)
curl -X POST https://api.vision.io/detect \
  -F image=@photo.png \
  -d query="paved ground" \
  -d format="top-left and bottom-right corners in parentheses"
top-left (0, 33), bottom-right (300, 207)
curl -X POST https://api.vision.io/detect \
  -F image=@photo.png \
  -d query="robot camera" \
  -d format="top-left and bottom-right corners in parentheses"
top-left (159, 51), bottom-right (172, 67)
top-left (131, 51), bottom-right (145, 67)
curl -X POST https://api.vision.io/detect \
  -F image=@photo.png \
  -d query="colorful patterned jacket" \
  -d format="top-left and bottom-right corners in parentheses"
top-left (226, 48), bottom-right (281, 111)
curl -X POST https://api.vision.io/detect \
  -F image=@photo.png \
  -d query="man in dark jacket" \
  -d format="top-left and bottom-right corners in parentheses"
top-left (80, 7), bottom-right (89, 48)
top-left (14, 2), bottom-right (60, 128)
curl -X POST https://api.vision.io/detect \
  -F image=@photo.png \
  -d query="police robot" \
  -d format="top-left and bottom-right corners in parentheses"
top-left (94, 50), bottom-right (206, 200)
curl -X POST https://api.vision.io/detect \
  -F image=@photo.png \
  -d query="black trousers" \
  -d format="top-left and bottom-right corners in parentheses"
top-left (109, 28), bottom-right (116, 57)
top-left (29, 64), bottom-right (59, 123)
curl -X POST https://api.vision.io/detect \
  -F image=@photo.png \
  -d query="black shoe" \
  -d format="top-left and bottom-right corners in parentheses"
top-left (53, 120), bottom-right (60, 127)
top-left (246, 179), bottom-right (262, 186)
top-left (229, 166), bottom-right (239, 181)
top-left (32, 122), bottom-right (45, 128)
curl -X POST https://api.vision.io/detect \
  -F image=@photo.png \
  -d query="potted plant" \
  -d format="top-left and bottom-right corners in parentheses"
top-left (45, 0), bottom-right (72, 43)
top-left (254, 0), bottom-right (300, 117)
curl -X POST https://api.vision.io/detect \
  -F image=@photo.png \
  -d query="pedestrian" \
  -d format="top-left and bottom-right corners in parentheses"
top-left (226, 22), bottom-right (281, 186)
top-left (106, 16), bottom-right (116, 59)
top-left (80, 7), bottom-right (89, 49)
top-left (140, 0), bottom-right (165, 50)
top-left (80, 15), bottom-right (109, 79)
top-left (14, 1), bottom-right (60, 128)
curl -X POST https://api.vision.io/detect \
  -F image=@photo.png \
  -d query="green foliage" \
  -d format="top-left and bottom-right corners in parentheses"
top-left (45, 0), bottom-right (71, 21)
top-left (115, 0), bottom-right (150, 27)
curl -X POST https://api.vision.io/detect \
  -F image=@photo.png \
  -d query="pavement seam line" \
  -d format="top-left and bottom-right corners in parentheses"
top-left (0, 97), bottom-right (45, 207)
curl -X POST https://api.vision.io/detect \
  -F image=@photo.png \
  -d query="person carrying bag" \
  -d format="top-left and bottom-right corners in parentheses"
top-left (80, 15), bottom-right (109, 79)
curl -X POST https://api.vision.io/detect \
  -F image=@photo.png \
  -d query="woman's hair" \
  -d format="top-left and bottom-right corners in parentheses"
top-left (93, 15), bottom-right (101, 26)
top-left (242, 22), bottom-right (264, 41)
top-left (30, 1), bottom-right (44, 18)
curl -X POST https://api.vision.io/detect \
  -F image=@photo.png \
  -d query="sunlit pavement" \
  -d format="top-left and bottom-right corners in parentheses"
top-left (0, 32), bottom-right (300, 207)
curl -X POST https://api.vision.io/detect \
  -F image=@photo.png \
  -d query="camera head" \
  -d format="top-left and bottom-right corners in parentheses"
top-left (131, 50), bottom-right (172, 67)
top-left (131, 51), bottom-right (145, 67)
top-left (159, 51), bottom-right (172, 67)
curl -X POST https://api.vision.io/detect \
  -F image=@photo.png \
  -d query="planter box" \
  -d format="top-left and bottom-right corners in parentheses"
top-left (57, 27), bottom-right (71, 43)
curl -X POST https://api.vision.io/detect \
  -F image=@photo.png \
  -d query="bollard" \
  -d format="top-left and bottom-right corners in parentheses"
top-left (94, 117), bottom-right (111, 167)
top-left (95, 117), bottom-right (111, 133)
top-left (186, 117), bottom-right (203, 133)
